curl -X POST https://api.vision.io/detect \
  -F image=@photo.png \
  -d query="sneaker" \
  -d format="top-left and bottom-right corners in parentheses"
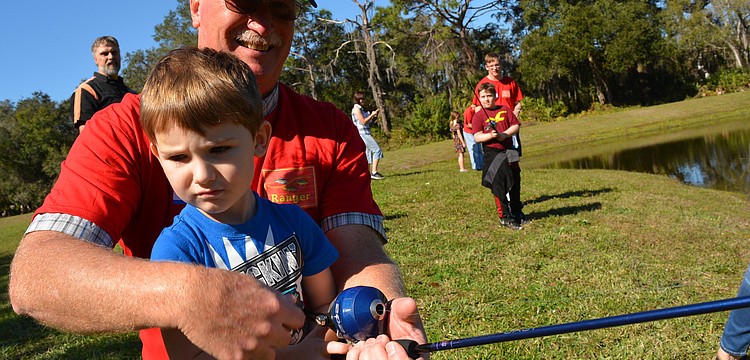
top-left (460, 169), bottom-right (468, 172)
top-left (518, 214), bottom-right (531, 225)
top-left (371, 172), bottom-right (384, 180)
top-left (500, 218), bottom-right (523, 230)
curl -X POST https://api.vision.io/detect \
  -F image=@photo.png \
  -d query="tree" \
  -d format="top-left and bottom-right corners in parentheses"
top-left (0, 93), bottom-right (75, 214)
top-left (373, 6), bottom-right (436, 120)
top-left (392, 0), bottom-right (509, 78)
top-left (283, 8), bottom-right (351, 103)
top-left (517, 0), bottom-right (665, 109)
top-left (303, 1), bottom-right (397, 133)
top-left (122, 2), bottom-right (197, 92)
top-left (663, 0), bottom-right (750, 77)
top-left (357, 1), bottom-right (394, 133)
top-left (706, 0), bottom-right (750, 69)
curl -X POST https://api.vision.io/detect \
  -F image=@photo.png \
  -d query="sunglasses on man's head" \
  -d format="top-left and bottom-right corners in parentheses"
top-left (225, 0), bottom-right (314, 21)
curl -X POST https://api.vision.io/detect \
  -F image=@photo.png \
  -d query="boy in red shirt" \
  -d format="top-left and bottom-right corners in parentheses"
top-left (471, 52), bottom-right (523, 117)
top-left (472, 83), bottom-right (523, 230)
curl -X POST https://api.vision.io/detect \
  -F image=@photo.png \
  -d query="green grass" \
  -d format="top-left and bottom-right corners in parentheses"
top-left (376, 167), bottom-right (749, 358)
top-left (4, 92), bottom-right (750, 358)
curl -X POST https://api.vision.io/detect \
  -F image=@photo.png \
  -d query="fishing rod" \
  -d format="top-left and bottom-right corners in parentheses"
top-left (318, 286), bottom-right (750, 359)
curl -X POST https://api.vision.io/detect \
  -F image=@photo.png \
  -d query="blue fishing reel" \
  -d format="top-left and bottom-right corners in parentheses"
top-left (314, 286), bottom-right (388, 343)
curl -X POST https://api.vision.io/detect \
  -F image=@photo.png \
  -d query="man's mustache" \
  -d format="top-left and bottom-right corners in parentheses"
top-left (236, 31), bottom-right (282, 48)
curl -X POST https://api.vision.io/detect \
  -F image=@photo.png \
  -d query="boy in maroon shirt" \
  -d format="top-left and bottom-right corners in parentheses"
top-left (472, 83), bottom-right (523, 230)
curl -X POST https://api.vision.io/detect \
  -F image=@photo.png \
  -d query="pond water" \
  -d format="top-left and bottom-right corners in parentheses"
top-left (544, 120), bottom-right (750, 196)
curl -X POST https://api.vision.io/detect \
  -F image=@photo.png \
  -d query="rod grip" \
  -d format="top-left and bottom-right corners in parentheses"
top-left (394, 339), bottom-right (422, 359)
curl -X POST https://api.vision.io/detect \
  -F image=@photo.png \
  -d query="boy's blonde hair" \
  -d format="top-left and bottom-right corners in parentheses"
top-left (484, 52), bottom-right (501, 64)
top-left (140, 47), bottom-right (263, 142)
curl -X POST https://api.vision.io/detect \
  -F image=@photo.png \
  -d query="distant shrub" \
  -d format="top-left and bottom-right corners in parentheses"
top-left (403, 94), bottom-right (451, 139)
top-left (520, 97), bottom-right (569, 122)
top-left (376, 127), bottom-right (429, 151)
top-left (705, 68), bottom-right (750, 94)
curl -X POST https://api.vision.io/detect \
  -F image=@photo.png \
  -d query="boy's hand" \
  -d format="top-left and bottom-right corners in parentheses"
top-left (276, 325), bottom-right (350, 359)
top-left (346, 334), bottom-right (412, 360)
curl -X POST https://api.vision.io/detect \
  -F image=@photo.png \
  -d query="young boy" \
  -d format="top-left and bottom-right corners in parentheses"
top-left (140, 48), bottom-right (348, 359)
top-left (472, 83), bottom-right (523, 230)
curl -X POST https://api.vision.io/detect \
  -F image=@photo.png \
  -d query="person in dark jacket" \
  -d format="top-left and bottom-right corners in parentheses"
top-left (69, 36), bottom-right (135, 133)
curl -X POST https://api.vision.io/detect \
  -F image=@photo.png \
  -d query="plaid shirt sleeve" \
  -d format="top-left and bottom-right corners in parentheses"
top-left (25, 213), bottom-right (113, 248)
top-left (321, 212), bottom-right (387, 244)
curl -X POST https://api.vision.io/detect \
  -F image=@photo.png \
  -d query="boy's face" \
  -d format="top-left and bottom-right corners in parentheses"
top-left (479, 89), bottom-right (496, 109)
top-left (151, 120), bottom-right (270, 223)
top-left (485, 59), bottom-right (501, 78)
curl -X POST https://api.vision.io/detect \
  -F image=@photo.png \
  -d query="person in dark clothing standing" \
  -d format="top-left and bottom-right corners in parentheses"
top-left (69, 36), bottom-right (135, 133)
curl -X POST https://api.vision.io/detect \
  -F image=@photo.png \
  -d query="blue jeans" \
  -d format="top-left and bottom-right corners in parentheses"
top-left (360, 133), bottom-right (383, 164)
top-left (463, 130), bottom-right (482, 170)
top-left (721, 265), bottom-right (750, 357)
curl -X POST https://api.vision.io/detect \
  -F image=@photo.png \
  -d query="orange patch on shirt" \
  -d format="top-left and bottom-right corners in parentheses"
top-left (262, 166), bottom-right (317, 208)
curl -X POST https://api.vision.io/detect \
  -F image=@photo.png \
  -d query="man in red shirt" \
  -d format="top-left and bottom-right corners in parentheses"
top-left (9, 1), bottom-right (425, 359)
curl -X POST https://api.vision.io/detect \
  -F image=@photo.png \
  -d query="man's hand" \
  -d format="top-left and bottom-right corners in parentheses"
top-left (178, 268), bottom-right (306, 360)
top-left (386, 297), bottom-right (429, 359)
top-left (326, 225), bottom-right (429, 359)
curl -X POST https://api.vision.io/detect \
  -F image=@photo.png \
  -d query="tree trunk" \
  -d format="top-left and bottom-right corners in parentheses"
top-left (358, 1), bottom-right (390, 134)
top-left (458, 28), bottom-right (477, 79)
top-left (307, 61), bottom-right (318, 100)
top-left (588, 53), bottom-right (610, 105)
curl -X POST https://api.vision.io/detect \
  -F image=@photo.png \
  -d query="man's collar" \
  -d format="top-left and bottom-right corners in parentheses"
top-left (262, 84), bottom-right (279, 117)
top-left (94, 72), bottom-right (121, 83)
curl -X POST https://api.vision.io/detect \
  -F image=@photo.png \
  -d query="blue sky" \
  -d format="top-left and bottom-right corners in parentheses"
top-left (0, 0), bottom-right (359, 103)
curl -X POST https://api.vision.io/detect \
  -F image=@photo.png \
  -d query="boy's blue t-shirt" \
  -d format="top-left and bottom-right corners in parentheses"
top-left (151, 193), bottom-right (338, 297)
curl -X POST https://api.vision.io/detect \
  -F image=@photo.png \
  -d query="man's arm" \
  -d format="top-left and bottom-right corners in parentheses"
top-left (326, 225), bottom-right (403, 298)
top-left (70, 84), bottom-right (99, 132)
top-left (10, 230), bottom-right (304, 359)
